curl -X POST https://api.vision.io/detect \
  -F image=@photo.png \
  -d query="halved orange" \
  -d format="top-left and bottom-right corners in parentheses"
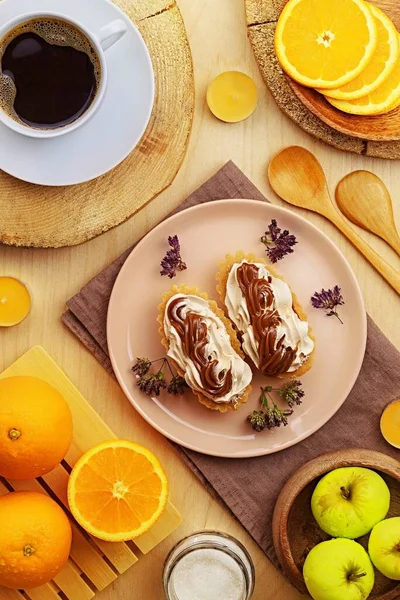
top-left (67, 440), bottom-right (168, 542)
top-left (326, 35), bottom-right (400, 115)
top-left (275, 0), bottom-right (377, 89)
top-left (322, 5), bottom-right (399, 101)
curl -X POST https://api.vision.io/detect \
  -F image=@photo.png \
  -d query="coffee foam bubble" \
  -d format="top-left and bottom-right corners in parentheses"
top-left (0, 17), bottom-right (102, 127)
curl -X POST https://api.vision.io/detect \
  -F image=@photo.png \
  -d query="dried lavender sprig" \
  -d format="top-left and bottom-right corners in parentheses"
top-left (311, 285), bottom-right (345, 324)
top-left (167, 375), bottom-right (189, 396)
top-left (132, 356), bottom-right (188, 397)
top-left (248, 387), bottom-right (294, 432)
top-left (261, 219), bottom-right (297, 263)
top-left (248, 410), bottom-right (267, 432)
top-left (266, 403), bottom-right (293, 429)
top-left (137, 371), bottom-right (167, 396)
top-left (247, 381), bottom-right (304, 433)
top-left (131, 357), bottom-right (152, 377)
top-left (261, 382), bottom-right (304, 409)
top-left (160, 235), bottom-right (187, 278)
top-left (278, 380), bottom-right (305, 408)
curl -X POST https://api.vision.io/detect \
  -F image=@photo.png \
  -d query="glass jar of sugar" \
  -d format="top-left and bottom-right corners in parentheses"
top-left (163, 531), bottom-right (255, 600)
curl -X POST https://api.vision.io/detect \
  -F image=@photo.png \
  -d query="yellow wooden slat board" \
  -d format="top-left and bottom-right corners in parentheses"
top-left (134, 501), bottom-right (182, 554)
top-left (23, 583), bottom-right (63, 600)
top-left (0, 346), bottom-right (181, 600)
top-left (0, 589), bottom-right (24, 600)
top-left (53, 562), bottom-right (95, 600)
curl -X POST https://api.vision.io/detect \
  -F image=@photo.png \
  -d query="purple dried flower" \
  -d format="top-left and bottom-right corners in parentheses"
top-left (248, 410), bottom-right (267, 432)
top-left (278, 380), bottom-right (305, 408)
top-left (311, 286), bottom-right (345, 324)
top-left (167, 375), bottom-right (189, 395)
top-left (160, 235), bottom-right (187, 278)
top-left (133, 357), bottom-right (190, 398)
top-left (267, 404), bottom-right (293, 429)
top-left (137, 371), bottom-right (167, 396)
top-left (132, 357), bottom-right (152, 377)
top-left (261, 219), bottom-right (297, 263)
top-left (247, 382), bottom-right (303, 433)
top-left (259, 387), bottom-right (293, 429)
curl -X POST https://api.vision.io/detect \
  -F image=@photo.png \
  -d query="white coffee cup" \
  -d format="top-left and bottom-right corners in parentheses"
top-left (0, 12), bottom-right (127, 138)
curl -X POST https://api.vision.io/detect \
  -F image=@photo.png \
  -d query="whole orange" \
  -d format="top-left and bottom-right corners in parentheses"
top-left (0, 376), bottom-right (73, 479)
top-left (0, 491), bottom-right (72, 589)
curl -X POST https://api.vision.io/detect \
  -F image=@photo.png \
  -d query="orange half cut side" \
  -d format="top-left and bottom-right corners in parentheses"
top-left (67, 440), bottom-right (169, 542)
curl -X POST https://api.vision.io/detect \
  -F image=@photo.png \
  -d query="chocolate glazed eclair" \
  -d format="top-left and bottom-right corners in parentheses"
top-left (216, 251), bottom-right (315, 379)
top-left (158, 285), bottom-right (252, 412)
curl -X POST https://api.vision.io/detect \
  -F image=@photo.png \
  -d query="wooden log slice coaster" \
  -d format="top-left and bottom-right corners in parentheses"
top-left (0, 1), bottom-right (194, 248)
top-left (245, 0), bottom-right (400, 160)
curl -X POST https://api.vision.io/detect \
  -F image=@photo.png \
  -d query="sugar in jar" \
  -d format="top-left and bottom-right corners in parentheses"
top-left (163, 531), bottom-right (255, 600)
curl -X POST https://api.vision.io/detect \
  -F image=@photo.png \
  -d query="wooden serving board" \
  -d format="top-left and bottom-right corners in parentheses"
top-left (245, 0), bottom-right (400, 159)
top-left (0, 346), bottom-right (181, 600)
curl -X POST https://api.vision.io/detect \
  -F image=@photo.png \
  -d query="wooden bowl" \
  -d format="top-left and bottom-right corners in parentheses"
top-left (272, 449), bottom-right (400, 599)
top-left (284, 0), bottom-right (400, 142)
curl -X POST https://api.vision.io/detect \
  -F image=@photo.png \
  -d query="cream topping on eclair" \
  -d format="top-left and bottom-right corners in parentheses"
top-left (164, 294), bottom-right (252, 404)
top-left (225, 260), bottom-right (314, 375)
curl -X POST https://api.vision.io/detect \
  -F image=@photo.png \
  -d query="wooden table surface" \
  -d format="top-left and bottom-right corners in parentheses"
top-left (1, 1), bottom-right (399, 598)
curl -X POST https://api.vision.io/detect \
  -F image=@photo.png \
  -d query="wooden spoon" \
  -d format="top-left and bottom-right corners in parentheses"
top-left (268, 146), bottom-right (400, 295)
top-left (336, 171), bottom-right (400, 257)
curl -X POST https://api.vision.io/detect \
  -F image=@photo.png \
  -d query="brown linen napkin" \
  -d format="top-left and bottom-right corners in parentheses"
top-left (62, 161), bottom-right (400, 572)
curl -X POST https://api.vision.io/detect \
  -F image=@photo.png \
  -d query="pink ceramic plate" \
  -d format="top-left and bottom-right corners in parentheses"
top-left (107, 200), bottom-right (367, 458)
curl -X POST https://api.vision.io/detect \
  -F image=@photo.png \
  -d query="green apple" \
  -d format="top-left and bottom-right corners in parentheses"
top-left (311, 467), bottom-right (390, 538)
top-left (369, 517), bottom-right (400, 580)
top-left (303, 538), bottom-right (375, 600)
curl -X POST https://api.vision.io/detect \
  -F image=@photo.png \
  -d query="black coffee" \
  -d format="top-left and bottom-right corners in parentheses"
top-left (0, 18), bottom-right (101, 129)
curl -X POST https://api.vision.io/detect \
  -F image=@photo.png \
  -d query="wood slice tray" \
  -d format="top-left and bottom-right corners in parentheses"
top-left (245, 0), bottom-right (400, 159)
top-left (0, 0), bottom-right (194, 248)
top-left (272, 449), bottom-right (400, 600)
top-left (0, 346), bottom-right (181, 600)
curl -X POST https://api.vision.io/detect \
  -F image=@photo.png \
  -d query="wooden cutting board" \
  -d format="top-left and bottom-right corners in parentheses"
top-left (0, 346), bottom-right (181, 600)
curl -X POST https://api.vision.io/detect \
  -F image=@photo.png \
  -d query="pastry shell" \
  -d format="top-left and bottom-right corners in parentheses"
top-left (158, 284), bottom-right (252, 412)
top-left (216, 251), bottom-right (315, 379)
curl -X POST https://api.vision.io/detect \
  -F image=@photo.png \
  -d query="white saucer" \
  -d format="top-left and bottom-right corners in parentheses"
top-left (0, 0), bottom-right (154, 186)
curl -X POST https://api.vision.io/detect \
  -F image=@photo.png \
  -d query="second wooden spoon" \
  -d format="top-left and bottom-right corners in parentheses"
top-left (336, 171), bottom-right (400, 257)
top-left (268, 146), bottom-right (400, 295)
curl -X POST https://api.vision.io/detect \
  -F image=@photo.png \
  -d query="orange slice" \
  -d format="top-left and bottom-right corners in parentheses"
top-left (326, 36), bottom-right (400, 115)
top-left (275, 0), bottom-right (377, 89)
top-left (67, 440), bottom-right (168, 541)
top-left (322, 5), bottom-right (399, 101)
